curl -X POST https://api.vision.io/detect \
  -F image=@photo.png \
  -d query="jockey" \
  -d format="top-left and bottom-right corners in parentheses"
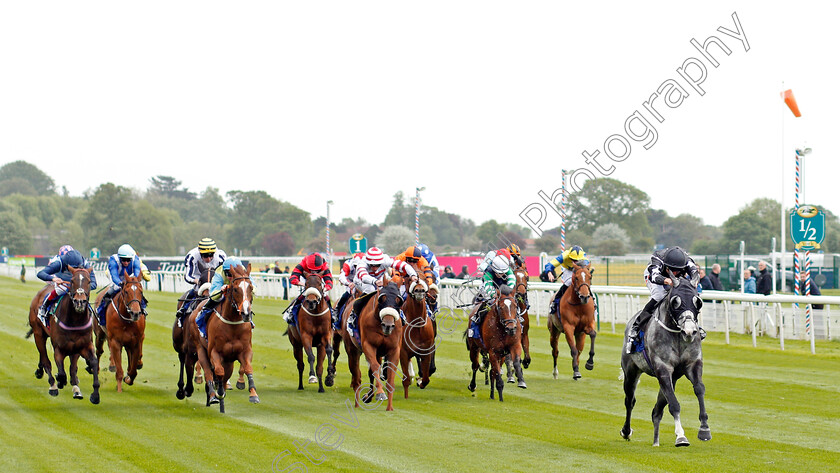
top-left (468, 253), bottom-right (516, 337)
top-left (176, 238), bottom-right (227, 321)
top-left (416, 243), bottom-right (440, 283)
top-left (541, 245), bottom-right (589, 316)
top-left (395, 246), bottom-right (439, 319)
top-left (48, 245), bottom-right (76, 265)
top-left (36, 249), bottom-right (98, 327)
top-left (284, 253), bottom-right (334, 325)
top-left (507, 244), bottom-right (525, 270)
top-left (97, 244), bottom-right (149, 326)
top-left (196, 257), bottom-right (243, 339)
top-left (626, 246), bottom-right (699, 353)
top-left (477, 248), bottom-right (514, 274)
top-left (334, 252), bottom-right (364, 330)
top-left (347, 247), bottom-right (417, 330)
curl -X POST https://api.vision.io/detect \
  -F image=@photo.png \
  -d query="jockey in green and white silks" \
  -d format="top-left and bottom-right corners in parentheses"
top-left (468, 253), bottom-right (515, 337)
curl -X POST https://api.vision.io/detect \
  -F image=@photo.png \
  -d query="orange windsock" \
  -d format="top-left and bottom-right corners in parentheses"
top-left (782, 89), bottom-right (802, 117)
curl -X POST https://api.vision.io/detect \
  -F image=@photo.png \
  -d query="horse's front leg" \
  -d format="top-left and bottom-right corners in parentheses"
top-left (108, 338), bottom-right (124, 392)
top-left (467, 343), bottom-right (479, 394)
top-left (488, 351), bottom-right (503, 402)
top-left (585, 328), bottom-right (597, 371)
top-left (654, 366), bottom-right (689, 447)
top-left (209, 348), bottom-right (226, 401)
top-left (53, 347), bottom-right (67, 392)
top-left (81, 343), bottom-right (100, 404)
top-left (504, 354), bottom-right (515, 383)
top-left (325, 333), bottom-right (341, 388)
top-left (69, 353), bottom-right (83, 399)
top-left (685, 361), bottom-right (711, 441)
top-left (548, 319), bottom-right (560, 380)
top-left (316, 339), bottom-right (327, 393)
top-left (563, 325), bottom-right (580, 380)
top-left (176, 351), bottom-right (187, 399)
top-left (125, 340), bottom-right (140, 386)
top-left (620, 362), bottom-right (641, 440)
top-left (301, 331), bottom-right (318, 385)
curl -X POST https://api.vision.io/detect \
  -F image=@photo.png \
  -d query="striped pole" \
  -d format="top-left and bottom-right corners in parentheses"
top-left (560, 170), bottom-right (567, 252)
top-left (793, 154), bottom-right (800, 315)
top-left (414, 187), bottom-right (422, 246)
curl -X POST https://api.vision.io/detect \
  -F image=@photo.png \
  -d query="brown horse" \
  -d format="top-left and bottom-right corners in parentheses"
top-left (187, 263), bottom-right (258, 413)
top-left (286, 274), bottom-right (333, 392)
top-left (93, 274), bottom-right (146, 392)
top-left (548, 263), bottom-right (596, 380)
top-left (173, 266), bottom-right (214, 399)
top-left (337, 280), bottom-right (404, 411)
top-left (397, 271), bottom-right (436, 398)
top-left (26, 267), bottom-right (101, 404)
top-left (466, 285), bottom-right (526, 401)
top-left (505, 267), bottom-right (531, 382)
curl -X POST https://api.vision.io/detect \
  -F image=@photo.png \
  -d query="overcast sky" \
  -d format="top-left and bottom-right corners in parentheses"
top-left (2, 2), bottom-right (838, 238)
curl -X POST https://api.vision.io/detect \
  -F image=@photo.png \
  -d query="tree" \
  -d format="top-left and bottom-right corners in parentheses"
top-left (475, 219), bottom-right (507, 245)
top-left (80, 183), bottom-right (136, 252)
top-left (535, 235), bottom-right (559, 253)
top-left (720, 198), bottom-right (779, 254)
top-left (262, 232), bottom-right (295, 255)
top-left (568, 178), bottom-right (652, 250)
top-left (499, 231), bottom-right (526, 250)
top-left (148, 176), bottom-right (196, 200)
top-left (592, 223), bottom-right (630, 256)
top-left (383, 191), bottom-right (410, 227)
top-left (375, 225), bottom-right (414, 254)
top-left (0, 161), bottom-right (56, 196)
top-left (225, 190), bottom-right (311, 254)
top-left (0, 211), bottom-right (32, 254)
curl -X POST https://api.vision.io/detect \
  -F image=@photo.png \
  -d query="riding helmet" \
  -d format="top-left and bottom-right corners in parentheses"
top-left (198, 238), bottom-right (217, 255)
top-left (663, 246), bottom-right (689, 270)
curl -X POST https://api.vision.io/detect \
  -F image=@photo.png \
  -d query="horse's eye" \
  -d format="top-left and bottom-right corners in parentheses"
top-left (694, 296), bottom-right (703, 310)
top-left (671, 297), bottom-right (681, 309)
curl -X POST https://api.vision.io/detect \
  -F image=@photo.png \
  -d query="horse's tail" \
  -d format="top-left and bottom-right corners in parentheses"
top-left (25, 327), bottom-right (33, 339)
top-left (282, 328), bottom-right (288, 336)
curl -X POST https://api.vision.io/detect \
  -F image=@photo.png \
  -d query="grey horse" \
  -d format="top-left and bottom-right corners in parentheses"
top-left (619, 274), bottom-right (711, 447)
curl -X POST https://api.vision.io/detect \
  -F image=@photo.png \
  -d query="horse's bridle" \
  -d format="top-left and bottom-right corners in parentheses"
top-left (567, 269), bottom-right (592, 306)
top-left (117, 282), bottom-right (143, 322)
top-left (219, 276), bottom-right (253, 323)
top-left (494, 293), bottom-right (518, 334)
top-left (303, 278), bottom-right (330, 316)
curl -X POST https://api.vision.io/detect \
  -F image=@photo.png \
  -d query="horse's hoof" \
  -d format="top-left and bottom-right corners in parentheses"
top-left (236, 381), bottom-right (246, 390)
top-left (176, 390), bottom-right (185, 400)
top-left (124, 376), bottom-right (133, 386)
top-left (185, 386), bottom-right (194, 397)
top-left (675, 437), bottom-right (690, 447)
top-left (585, 361), bottom-right (594, 371)
top-left (56, 373), bottom-right (66, 388)
top-left (49, 388), bottom-right (59, 397)
top-left (85, 365), bottom-right (93, 375)
top-left (249, 395), bottom-right (260, 404)
top-left (225, 381), bottom-right (232, 390)
top-left (552, 370), bottom-right (559, 380)
top-left (522, 359), bottom-right (530, 370)
top-left (89, 392), bottom-right (100, 405)
top-left (698, 428), bottom-right (712, 441)
top-left (518, 381), bottom-right (527, 389)
top-left (506, 376), bottom-right (516, 384)
top-left (209, 396), bottom-right (219, 405)
top-left (467, 384), bottom-right (475, 393)
top-left (194, 374), bottom-right (203, 384)
top-left (573, 372), bottom-right (581, 380)
top-left (109, 365), bottom-right (116, 373)
top-left (73, 392), bottom-right (83, 400)
top-left (318, 386), bottom-right (325, 393)
top-left (620, 428), bottom-right (632, 440)
top-left (308, 375), bottom-right (318, 384)
top-left (375, 392), bottom-right (387, 402)
top-left (325, 375), bottom-right (334, 387)
top-left (137, 362), bottom-right (143, 370)
top-left (34, 368), bottom-right (44, 379)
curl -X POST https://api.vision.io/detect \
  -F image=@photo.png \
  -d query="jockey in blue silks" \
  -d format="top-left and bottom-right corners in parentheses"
top-left (97, 244), bottom-right (148, 326)
top-left (196, 257), bottom-right (244, 339)
top-left (36, 249), bottom-right (98, 327)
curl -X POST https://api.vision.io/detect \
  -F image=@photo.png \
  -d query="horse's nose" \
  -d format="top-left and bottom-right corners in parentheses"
top-left (382, 324), bottom-right (393, 336)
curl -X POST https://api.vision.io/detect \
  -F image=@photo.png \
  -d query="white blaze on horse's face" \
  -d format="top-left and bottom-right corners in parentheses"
top-left (238, 280), bottom-right (251, 314)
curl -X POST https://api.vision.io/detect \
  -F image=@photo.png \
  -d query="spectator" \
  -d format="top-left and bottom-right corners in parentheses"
top-left (442, 265), bottom-right (457, 278)
top-left (709, 264), bottom-right (724, 291)
top-left (698, 268), bottom-right (713, 291)
top-left (457, 265), bottom-right (470, 279)
top-left (273, 261), bottom-right (282, 274)
top-left (747, 265), bottom-right (756, 279)
top-left (743, 269), bottom-right (756, 294)
top-left (798, 271), bottom-right (823, 309)
top-left (281, 265), bottom-right (291, 300)
top-left (755, 260), bottom-right (772, 296)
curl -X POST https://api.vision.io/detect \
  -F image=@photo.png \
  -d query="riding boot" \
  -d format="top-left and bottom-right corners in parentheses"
top-left (38, 291), bottom-right (58, 327)
top-left (141, 296), bottom-right (148, 316)
top-left (98, 293), bottom-right (114, 327)
top-left (197, 297), bottom-right (222, 339)
top-left (549, 285), bottom-right (568, 315)
top-left (626, 298), bottom-right (658, 354)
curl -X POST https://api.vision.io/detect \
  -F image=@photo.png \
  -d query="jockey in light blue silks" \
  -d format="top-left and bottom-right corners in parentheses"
top-left (196, 257), bottom-right (245, 339)
top-left (36, 249), bottom-right (98, 327)
top-left (97, 244), bottom-right (149, 326)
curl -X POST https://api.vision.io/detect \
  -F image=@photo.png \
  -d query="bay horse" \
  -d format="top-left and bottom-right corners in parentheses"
top-left (337, 280), bottom-right (404, 411)
top-left (173, 265), bottom-right (214, 400)
top-left (505, 267), bottom-right (531, 382)
top-left (396, 269), bottom-right (436, 398)
top-left (549, 262), bottom-right (596, 380)
top-left (93, 274), bottom-right (146, 392)
top-left (26, 267), bottom-right (101, 404)
top-left (466, 285), bottom-right (526, 402)
top-left (187, 263), bottom-right (259, 413)
top-left (620, 275), bottom-right (710, 447)
top-left (286, 274), bottom-right (333, 392)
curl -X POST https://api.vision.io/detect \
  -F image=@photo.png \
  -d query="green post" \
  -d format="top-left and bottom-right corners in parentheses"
top-left (605, 257), bottom-right (609, 286)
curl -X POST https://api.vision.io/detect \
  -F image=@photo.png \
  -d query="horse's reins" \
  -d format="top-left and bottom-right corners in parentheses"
top-left (57, 275), bottom-right (93, 331)
top-left (302, 280), bottom-right (330, 316)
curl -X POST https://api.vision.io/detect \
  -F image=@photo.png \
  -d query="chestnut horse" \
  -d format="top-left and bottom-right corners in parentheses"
top-left (173, 265), bottom-right (214, 400)
top-left (337, 281), bottom-right (404, 411)
top-left (286, 274), bottom-right (333, 392)
top-left (505, 267), bottom-right (531, 382)
top-left (396, 269), bottom-right (436, 398)
top-left (548, 262), bottom-right (596, 380)
top-left (93, 274), bottom-right (146, 392)
top-left (26, 267), bottom-right (101, 404)
top-left (187, 263), bottom-right (258, 413)
top-left (466, 285), bottom-right (526, 402)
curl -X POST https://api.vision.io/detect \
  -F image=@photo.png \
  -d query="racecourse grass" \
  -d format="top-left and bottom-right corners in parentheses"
top-left (1, 276), bottom-right (838, 473)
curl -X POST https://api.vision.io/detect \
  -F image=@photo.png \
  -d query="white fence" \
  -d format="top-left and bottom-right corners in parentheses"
top-left (7, 263), bottom-right (837, 353)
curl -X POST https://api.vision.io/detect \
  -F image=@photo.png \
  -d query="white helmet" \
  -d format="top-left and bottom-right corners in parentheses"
top-left (490, 255), bottom-right (510, 275)
top-left (117, 244), bottom-right (136, 260)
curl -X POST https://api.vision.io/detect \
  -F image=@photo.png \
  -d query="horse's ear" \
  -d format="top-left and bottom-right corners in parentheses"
top-left (246, 263), bottom-right (251, 275)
